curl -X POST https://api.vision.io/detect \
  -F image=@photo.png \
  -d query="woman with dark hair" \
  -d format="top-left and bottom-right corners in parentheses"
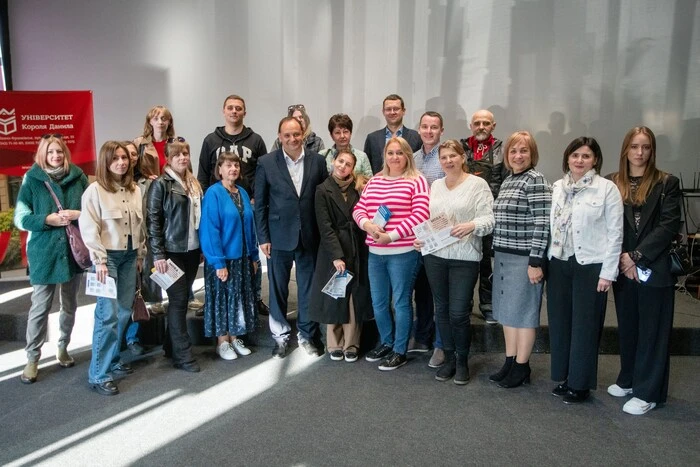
top-left (271, 104), bottom-right (325, 153)
top-left (310, 149), bottom-right (372, 363)
top-left (608, 126), bottom-right (681, 415)
top-left (122, 141), bottom-right (162, 356)
top-left (80, 141), bottom-right (145, 395)
top-left (200, 152), bottom-right (258, 361)
top-left (318, 114), bottom-right (373, 179)
top-left (14, 134), bottom-right (88, 384)
top-left (547, 137), bottom-right (623, 404)
top-left (489, 131), bottom-right (551, 388)
top-left (416, 140), bottom-right (494, 384)
top-left (147, 137), bottom-right (203, 372)
top-left (353, 137), bottom-right (430, 371)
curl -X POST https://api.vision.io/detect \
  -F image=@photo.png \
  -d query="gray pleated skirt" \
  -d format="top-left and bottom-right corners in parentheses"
top-left (492, 251), bottom-right (543, 328)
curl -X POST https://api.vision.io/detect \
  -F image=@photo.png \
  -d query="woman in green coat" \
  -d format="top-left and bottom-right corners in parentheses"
top-left (14, 134), bottom-right (88, 384)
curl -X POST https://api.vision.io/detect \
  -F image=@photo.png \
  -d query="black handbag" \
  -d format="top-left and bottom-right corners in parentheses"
top-left (661, 176), bottom-right (691, 275)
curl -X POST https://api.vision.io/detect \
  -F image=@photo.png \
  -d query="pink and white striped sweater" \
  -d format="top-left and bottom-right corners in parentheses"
top-left (352, 175), bottom-right (430, 253)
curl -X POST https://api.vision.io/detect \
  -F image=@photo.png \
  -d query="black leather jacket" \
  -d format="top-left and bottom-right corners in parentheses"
top-left (147, 172), bottom-right (198, 258)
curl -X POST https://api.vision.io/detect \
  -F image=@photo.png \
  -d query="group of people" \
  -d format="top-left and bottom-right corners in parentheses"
top-left (14, 93), bottom-right (682, 416)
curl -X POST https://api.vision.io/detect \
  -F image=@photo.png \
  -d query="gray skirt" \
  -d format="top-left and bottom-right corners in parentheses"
top-left (492, 251), bottom-right (543, 328)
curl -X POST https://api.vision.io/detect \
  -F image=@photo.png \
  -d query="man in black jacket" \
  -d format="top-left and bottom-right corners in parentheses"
top-left (197, 95), bottom-right (269, 315)
top-left (460, 109), bottom-right (508, 324)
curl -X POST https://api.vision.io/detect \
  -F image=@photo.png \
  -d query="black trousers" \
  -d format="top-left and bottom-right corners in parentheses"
top-left (613, 277), bottom-right (674, 403)
top-left (547, 256), bottom-right (607, 391)
top-left (163, 249), bottom-right (201, 365)
top-left (413, 263), bottom-right (435, 346)
top-left (424, 255), bottom-right (479, 357)
top-left (477, 234), bottom-right (493, 311)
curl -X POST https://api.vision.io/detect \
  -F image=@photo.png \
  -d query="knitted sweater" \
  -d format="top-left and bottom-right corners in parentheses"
top-left (352, 174), bottom-right (430, 254)
top-left (492, 169), bottom-right (551, 266)
top-left (429, 175), bottom-right (494, 261)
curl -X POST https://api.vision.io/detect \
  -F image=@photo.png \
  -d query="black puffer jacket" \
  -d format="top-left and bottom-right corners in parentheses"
top-left (147, 172), bottom-right (198, 258)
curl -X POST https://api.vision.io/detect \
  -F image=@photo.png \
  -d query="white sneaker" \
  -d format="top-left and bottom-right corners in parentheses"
top-left (231, 339), bottom-right (252, 356)
top-left (623, 397), bottom-right (656, 415)
top-left (607, 384), bottom-right (633, 397)
top-left (217, 342), bottom-right (237, 361)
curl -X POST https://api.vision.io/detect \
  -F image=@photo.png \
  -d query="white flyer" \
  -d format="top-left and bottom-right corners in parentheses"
top-left (412, 214), bottom-right (460, 255)
top-left (85, 273), bottom-right (117, 299)
top-left (149, 259), bottom-right (185, 290)
top-left (322, 270), bottom-right (354, 299)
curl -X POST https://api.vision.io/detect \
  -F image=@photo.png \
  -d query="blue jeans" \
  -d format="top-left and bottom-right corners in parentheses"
top-left (88, 249), bottom-right (138, 384)
top-left (126, 321), bottom-right (139, 345)
top-left (368, 250), bottom-right (421, 355)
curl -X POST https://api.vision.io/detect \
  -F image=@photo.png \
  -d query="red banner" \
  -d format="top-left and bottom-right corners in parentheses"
top-left (0, 91), bottom-right (96, 176)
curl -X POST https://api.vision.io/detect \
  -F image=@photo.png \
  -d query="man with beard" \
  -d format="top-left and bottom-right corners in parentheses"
top-left (460, 109), bottom-right (507, 324)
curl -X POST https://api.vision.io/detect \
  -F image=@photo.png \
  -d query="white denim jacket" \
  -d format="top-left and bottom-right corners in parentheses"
top-left (549, 175), bottom-right (624, 281)
top-left (79, 182), bottom-right (146, 265)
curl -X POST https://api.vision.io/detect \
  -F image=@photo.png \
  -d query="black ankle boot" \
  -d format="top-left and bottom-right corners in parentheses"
top-left (435, 352), bottom-right (456, 382)
top-left (489, 356), bottom-right (515, 383)
top-left (497, 361), bottom-right (531, 388)
top-left (454, 354), bottom-right (470, 385)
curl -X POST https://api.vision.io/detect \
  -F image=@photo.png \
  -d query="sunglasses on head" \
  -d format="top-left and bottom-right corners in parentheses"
top-left (42, 133), bottom-right (63, 139)
top-left (167, 137), bottom-right (186, 143)
top-left (287, 104), bottom-right (305, 114)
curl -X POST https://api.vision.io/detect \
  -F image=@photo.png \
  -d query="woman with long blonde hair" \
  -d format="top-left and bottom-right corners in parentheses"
top-left (14, 135), bottom-right (88, 384)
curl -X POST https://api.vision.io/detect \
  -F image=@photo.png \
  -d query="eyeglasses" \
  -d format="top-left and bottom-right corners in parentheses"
top-left (287, 104), bottom-right (305, 114)
top-left (167, 137), bottom-right (186, 143)
top-left (42, 133), bottom-right (63, 139)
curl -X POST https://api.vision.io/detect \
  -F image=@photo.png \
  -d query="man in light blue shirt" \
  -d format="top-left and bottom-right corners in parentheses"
top-left (410, 111), bottom-right (446, 368)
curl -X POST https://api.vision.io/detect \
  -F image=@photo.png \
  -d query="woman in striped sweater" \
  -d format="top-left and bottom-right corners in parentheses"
top-left (489, 131), bottom-right (552, 388)
top-left (353, 137), bottom-right (430, 371)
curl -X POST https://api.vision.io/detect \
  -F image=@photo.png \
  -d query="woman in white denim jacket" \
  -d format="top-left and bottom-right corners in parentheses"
top-left (546, 136), bottom-right (623, 405)
top-left (80, 141), bottom-right (145, 396)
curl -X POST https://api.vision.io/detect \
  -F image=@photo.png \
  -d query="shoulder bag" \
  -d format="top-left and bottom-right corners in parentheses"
top-left (44, 181), bottom-right (92, 270)
top-left (661, 176), bottom-right (691, 275)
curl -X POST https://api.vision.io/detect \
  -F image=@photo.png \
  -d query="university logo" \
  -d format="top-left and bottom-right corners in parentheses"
top-left (0, 108), bottom-right (17, 135)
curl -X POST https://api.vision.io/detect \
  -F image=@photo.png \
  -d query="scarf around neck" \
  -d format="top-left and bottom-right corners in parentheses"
top-left (550, 169), bottom-right (596, 259)
top-left (468, 135), bottom-right (495, 161)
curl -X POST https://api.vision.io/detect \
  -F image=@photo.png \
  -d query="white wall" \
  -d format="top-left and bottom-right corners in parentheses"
top-left (8, 0), bottom-right (700, 190)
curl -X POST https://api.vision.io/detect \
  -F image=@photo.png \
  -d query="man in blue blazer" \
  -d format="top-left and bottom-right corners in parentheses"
top-left (255, 117), bottom-right (329, 358)
top-left (363, 94), bottom-right (422, 174)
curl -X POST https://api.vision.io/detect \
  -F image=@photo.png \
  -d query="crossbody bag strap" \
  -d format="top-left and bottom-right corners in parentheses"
top-left (44, 181), bottom-right (64, 210)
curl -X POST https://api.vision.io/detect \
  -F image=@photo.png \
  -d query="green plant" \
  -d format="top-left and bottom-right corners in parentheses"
top-left (0, 209), bottom-right (18, 233)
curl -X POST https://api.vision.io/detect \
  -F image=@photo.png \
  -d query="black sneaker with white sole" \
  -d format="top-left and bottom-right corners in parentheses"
top-left (378, 352), bottom-right (407, 371)
top-left (365, 344), bottom-right (393, 362)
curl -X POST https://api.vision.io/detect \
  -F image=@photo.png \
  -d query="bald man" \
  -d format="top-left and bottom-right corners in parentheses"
top-left (460, 110), bottom-right (508, 325)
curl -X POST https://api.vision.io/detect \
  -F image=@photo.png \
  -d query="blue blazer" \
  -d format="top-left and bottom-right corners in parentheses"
top-left (254, 149), bottom-right (328, 251)
top-left (363, 126), bottom-right (422, 175)
top-left (199, 182), bottom-right (259, 269)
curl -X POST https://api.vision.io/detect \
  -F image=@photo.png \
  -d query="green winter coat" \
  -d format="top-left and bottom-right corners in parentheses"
top-left (14, 163), bottom-right (89, 285)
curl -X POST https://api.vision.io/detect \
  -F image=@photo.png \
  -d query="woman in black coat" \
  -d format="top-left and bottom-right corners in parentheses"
top-left (608, 126), bottom-right (681, 416)
top-left (309, 149), bottom-right (371, 362)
